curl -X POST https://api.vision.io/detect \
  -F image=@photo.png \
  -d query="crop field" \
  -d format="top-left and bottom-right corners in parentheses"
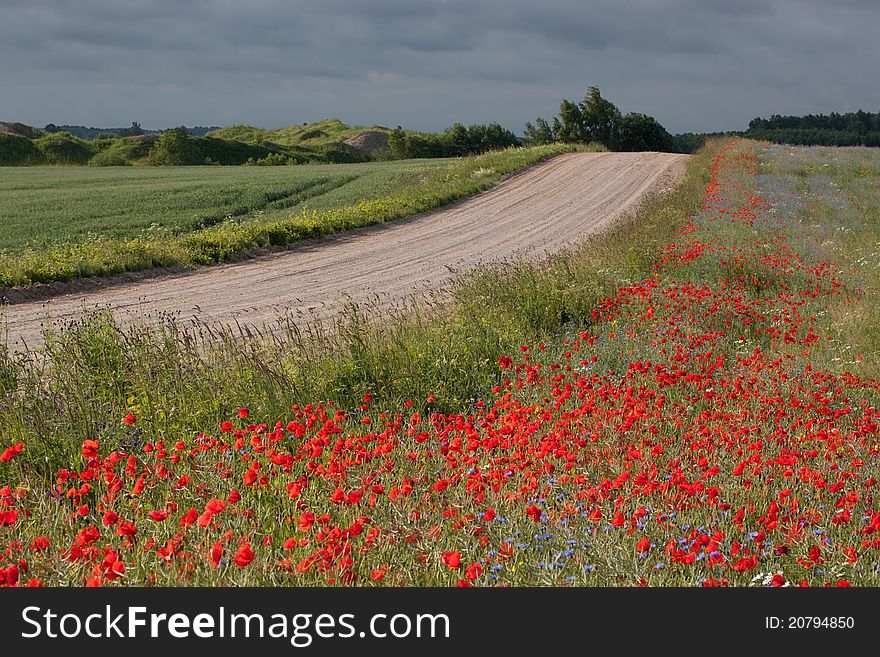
top-left (0, 159), bottom-right (446, 251)
top-left (1, 139), bottom-right (880, 588)
top-left (0, 144), bottom-right (580, 287)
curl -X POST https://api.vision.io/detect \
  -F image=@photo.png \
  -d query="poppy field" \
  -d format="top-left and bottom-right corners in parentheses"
top-left (1, 139), bottom-right (880, 587)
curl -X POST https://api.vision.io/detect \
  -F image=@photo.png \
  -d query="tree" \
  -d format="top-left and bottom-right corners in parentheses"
top-left (555, 99), bottom-right (588, 143)
top-left (119, 121), bottom-right (144, 137)
top-left (617, 113), bottom-right (677, 152)
top-left (524, 117), bottom-right (555, 145)
top-left (579, 86), bottom-right (621, 147)
top-left (148, 127), bottom-right (201, 165)
top-left (523, 86), bottom-right (677, 152)
top-left (443, 123), bottom-right (471, 155)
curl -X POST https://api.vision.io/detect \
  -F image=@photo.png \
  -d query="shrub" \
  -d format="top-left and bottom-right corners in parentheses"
top-left (0, 133), bottom-right (42, 165)
top-left (33, 132), bottom-right (95, 164)
top-left (148, 127), bottom-right (203, 165)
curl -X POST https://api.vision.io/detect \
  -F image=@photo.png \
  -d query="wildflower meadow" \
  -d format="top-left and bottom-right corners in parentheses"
top-left (1, 140), bottom-right (879, 587)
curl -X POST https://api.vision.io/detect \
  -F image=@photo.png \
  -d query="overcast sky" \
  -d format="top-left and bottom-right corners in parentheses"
top-left (2, 0), bottom-right (878, 135)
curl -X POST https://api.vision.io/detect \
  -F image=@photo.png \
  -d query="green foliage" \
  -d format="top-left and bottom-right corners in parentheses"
top-left (246, 152), bottom-right (290, 166)
top-left (580, 86), bottom-right (621, 147)
top-left (2, 118), bottom-right (522, 167)
top-left (385, 123), bottom-right (520, 159)
top-left (0, 133), bottom-right (42, 165)
top-left (147, 127), bottom-right (204, 165)
top-left (747, 110), bottom-right (880, 146)
top-left (88, 136), bottom-right (157, 166)
top-left (617, 113), bottom-right (677, 152)
top-left (523, 117), bottom-right (555, 145)
top-left (33, 132), bottom-right (96, 164)
top-left (525, 86), bottom-right (679, 153)
top-left (118, 121), bottom-right (145, 137)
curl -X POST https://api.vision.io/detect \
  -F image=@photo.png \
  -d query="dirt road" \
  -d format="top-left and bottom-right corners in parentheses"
top-left (1, 151), bottom-right (687, 349)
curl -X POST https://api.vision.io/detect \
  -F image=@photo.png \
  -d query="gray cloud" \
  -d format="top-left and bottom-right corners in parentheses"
top-left (1, 0), bottom-right (878, 134)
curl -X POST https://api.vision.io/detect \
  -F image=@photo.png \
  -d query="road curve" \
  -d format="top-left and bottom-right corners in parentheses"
top-left (1, 151), bottom-right (688, 349)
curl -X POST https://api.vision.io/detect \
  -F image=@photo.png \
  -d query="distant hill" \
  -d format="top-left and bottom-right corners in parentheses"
top-left (0, 121), bottom-right (43, 139)
top-left (1, 117), bottom-right (524, 166)
top-left (0, 119), bottom-right (379, 166)
top-left (208, 118), bottom-right (391, 148)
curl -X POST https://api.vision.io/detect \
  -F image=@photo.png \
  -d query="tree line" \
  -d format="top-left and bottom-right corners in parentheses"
top-left (745, 110), bottom-right (880, 147)
top-left (383, 123), bottom-right (520, 159)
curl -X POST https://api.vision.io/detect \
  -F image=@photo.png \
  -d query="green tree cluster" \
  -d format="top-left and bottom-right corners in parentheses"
top-left (746, 110), bottom-right (880, 146)
top-left (386, 123), bottom-right (520, 159)
top-left (524, 86), bottom-right (678, 152)
top-left (148, 127), bottom-right (204, 165)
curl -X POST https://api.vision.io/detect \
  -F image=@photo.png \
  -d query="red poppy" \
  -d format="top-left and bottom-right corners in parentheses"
top-left (234, 543), bottom-right (254, 568)
top-left (81, 439), bottom-right (99, 459)
top-left (0, 442), bottom-right (23, 462)
top-left (30, 536), bottom-right (50, 551)
top-left (180, 508), bottom-right (199, 527)
top-left (442, 551), bottom-right (461, 569)
top-left (1, 510), bottom-right (19, 526)
top-left (465, 563), bottom-right (482, 581)
top-left (205, 498), bottom-right (226, 514)
top-left (297, 512), bottom-right (315, 531)
top-left (209, 542), bottom-right (223, 569)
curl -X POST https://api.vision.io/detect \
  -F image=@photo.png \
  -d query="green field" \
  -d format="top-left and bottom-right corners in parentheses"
top-left (0, 144), bottom-right (582, 287)
top-left (0, 159), bottom-right (445, 251)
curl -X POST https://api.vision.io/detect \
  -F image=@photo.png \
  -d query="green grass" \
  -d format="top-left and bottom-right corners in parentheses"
top-left (0, 159), bottom-right (446, 250)
top-left (0, 144), bottom-right (586, 287)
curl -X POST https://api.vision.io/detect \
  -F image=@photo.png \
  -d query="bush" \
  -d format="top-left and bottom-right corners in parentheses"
top-left (0, 133), bottom-right (42, 165)
top-left (33, 132), bottom-right (95, 164)
top-left (386, 123), bottom-right (521, 160)
top-left (148, 127), bottom-right (203, 165)
top-left (616, 113), bottom-right (677, 152)
top-left (89, 136), bottom-right (157, 166)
